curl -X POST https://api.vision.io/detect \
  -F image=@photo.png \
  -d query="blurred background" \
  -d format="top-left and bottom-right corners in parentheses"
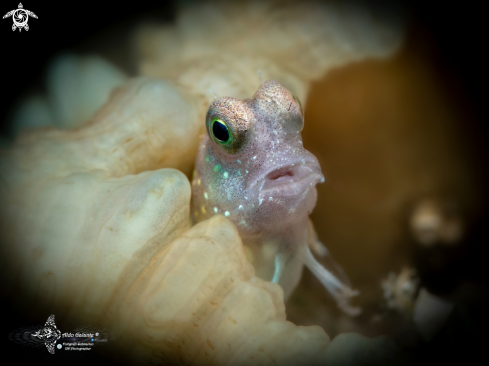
top-left (1, 0), bottom-right (487, 364)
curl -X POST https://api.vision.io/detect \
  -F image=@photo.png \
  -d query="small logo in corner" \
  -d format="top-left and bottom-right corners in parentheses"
top-left (3, 3), bottom-right (37, 32)
top-left (32, 315), bottom-right (62, 354)
top-left (9, 314), bottom-right (113, 355)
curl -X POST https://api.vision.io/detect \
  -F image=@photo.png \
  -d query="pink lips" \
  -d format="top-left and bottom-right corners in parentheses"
top-left (260, 162), bottom-right (324, 194)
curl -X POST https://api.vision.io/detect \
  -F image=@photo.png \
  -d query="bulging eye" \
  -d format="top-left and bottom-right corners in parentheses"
top-left (206, 115), bottom-right (246, 154)
top-left (211, 119), bottom-right (231, 143)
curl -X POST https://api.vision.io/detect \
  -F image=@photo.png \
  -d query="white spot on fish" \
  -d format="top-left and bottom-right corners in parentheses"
top-left (237, 160), bottom-right (241, 164)
top-left (238, 205), bottom-right (243, 209)
top-left (224, 211), bottom-right (230, 217)
top-left (253, 156), bottom-right (257, 160)
top-left (214, 207), bottom-right (218, 213)
top-left (223, 171), bottom-right (229, 179)
top-left (204, 192), bottom-right (208, 200)
top-left (269, 197), bottom-right (273, 201)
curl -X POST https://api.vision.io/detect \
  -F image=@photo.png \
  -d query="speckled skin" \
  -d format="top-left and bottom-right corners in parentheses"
top-left (191, 81), bottom-right (359, 313)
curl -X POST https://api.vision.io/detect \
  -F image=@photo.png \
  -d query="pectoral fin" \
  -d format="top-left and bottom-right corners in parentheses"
top-left (305, 220), bottom-right (361, 316)
top-left (307, 219), bottom-right (352, 286)
top-left (303, 245), bottom-right (361, 316)
top-left (271, 251), bottom-right (289, 284)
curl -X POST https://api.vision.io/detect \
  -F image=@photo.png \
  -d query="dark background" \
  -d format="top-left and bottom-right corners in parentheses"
top-left (0, 0), bottom-right (487, 365)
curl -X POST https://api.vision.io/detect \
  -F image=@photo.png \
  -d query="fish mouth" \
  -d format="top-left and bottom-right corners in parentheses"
top-left (255, 160), bottom-right (324, 196)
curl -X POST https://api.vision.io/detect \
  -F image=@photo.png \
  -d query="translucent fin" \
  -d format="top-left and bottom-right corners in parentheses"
top-left (271, 251), bottom-right (288, 283)
top-left (302, 245), bottom-right (361, 316)
top-left (307, 218), bottom-right (352, 287)
top-left (307, 218), bottom-right (329, 257)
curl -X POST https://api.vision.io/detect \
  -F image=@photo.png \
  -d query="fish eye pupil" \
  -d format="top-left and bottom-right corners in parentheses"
top-left (212, 120), bottom-right (230, 143)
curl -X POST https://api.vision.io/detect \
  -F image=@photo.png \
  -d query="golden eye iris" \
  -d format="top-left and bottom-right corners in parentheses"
top-left (206, 111), bottom-right (247, 154)
top-left (211, 119), bottom-right (232, 144)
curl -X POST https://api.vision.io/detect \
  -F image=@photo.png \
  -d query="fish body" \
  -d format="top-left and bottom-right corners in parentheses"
top-left (192, 80), bottom-right (359, 315)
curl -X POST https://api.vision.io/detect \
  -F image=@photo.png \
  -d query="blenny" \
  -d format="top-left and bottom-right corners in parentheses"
top-left (192, 80), bottom-right (360, 315)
